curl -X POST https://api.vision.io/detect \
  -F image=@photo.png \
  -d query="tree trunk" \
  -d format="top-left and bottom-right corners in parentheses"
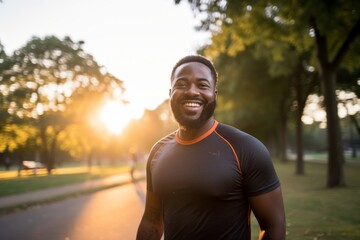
top-left (48, 137), bottom-right (58, 174)
top-left (295, 115), bottom-right (304, 174)
top-left (321, 69), bottom-right (346, 187)
top-left (311, 17), bottom-right (351, 188)
top-left (39, 123), bottom-right (52, 174)
top-left (278, 98), bottom-right (288, 163)
top-left (295, 73), bottom-right (304, 175)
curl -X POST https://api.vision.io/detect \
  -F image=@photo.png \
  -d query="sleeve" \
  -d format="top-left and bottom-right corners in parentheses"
top-left (146, 144), bottom-right (160, 192)
top-left (146, 153), bottom-right (154, 192)
top-left (145, 140), bottom-right (164, 192)
top-left (240, 135), bottom-right (280, 197)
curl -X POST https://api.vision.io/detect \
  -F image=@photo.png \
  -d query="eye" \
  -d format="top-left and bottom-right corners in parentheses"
top-left (198, 82), bottom-right (210, 89)
top-left (174, 80), bottom-right (187, 88)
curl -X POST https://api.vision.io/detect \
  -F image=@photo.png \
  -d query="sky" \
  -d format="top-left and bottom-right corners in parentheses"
top-left (0, 0), bottom-right (210, 118)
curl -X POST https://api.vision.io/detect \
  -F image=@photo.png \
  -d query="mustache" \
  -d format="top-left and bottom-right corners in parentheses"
top-left (179, 97), bottom-right (206, 103)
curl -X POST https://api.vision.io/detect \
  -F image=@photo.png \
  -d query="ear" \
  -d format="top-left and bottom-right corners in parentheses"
top-left (215, 89), bottom-right (218, 99)
top-left (169, 88), bottom-right (172, 97)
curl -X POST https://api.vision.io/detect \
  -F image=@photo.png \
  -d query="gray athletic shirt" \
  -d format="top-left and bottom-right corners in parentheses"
top-left (146, 121), bottom-right (280, 240)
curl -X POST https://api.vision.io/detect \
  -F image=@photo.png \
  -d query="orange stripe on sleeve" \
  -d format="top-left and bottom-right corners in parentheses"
top-left (214, 130), bottom-right (242, 178)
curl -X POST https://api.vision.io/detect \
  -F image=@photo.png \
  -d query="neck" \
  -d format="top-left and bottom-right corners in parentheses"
top-left (177, 117), bottom-right (215, 141)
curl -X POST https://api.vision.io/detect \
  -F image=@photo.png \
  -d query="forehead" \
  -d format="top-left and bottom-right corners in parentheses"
top-left (173, 62), bottom-right (213, 81)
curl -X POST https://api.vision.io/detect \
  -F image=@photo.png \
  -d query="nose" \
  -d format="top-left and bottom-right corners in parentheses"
top-left (185, 83), bottom-right (200, 96)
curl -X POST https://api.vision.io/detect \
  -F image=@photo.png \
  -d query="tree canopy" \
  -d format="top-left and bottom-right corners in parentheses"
top-left (176, 0), bottom-right (360, 187)
top-left (0, 35), bottom-right (125, 173)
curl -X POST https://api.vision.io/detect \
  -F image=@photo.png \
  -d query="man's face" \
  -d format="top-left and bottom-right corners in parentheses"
top-left (170, 62), bottom-right (217, 129)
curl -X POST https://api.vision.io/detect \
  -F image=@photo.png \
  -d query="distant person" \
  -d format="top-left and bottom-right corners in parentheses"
top-left (136, 55), bottom-right (285, 239)
top-left (129, 148), bottom-right (138, 181)
top-left (4, 157), bottom-right (11, 170)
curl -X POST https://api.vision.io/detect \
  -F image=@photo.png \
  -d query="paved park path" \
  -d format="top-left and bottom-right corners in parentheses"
top-left (0, 171), bottom-right (145, 210)
top-left (0, 179), bottom-right (146, 240)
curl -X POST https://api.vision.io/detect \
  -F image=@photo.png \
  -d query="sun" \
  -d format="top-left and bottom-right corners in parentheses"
top-left (100, 101), bottom-right (132, 135)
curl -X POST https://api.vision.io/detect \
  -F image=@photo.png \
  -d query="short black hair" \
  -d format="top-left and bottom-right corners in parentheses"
top-left (170, 55), bottom-right (218, 84)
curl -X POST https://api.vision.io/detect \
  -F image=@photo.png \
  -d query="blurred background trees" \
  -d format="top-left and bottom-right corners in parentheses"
top-left (176, 0), bottom-right (360, 188)
top-left (0, 36), bottom-right (178, 174)
top-left (0, 36), bottom-right (127, 174)
top-left (0, 1), bottom-right (359, 188)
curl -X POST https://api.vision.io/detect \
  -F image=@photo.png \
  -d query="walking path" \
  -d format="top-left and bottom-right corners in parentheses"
top-left (0, 171), bottom-right (145, 210)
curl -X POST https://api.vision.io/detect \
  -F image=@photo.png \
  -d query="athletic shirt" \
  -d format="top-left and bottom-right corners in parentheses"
top-left (146, 121), bottom-right (280, 240)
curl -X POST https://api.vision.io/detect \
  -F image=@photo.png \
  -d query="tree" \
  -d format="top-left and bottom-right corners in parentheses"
top-left (175, 0), bottom-right (360, 188)
top-left (0, 36), bottom-right (125, 174)
top-left (0, 41), bottom-right (10, 125)
top-left (0, 124), bottom-right (37, 153)
top-left (198, 15), bottom-right (319, 175)
top-left (209, 48), bottom-right (293, 148)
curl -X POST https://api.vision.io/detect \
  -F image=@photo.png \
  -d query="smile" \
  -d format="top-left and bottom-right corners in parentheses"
top-left (183, 101), bottom-right (202, 107)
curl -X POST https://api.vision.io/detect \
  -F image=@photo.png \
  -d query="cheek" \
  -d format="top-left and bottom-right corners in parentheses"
top-left (204, 91), bottom-right (217, 101)
top-left (170, 89), bottom-right (182, 99)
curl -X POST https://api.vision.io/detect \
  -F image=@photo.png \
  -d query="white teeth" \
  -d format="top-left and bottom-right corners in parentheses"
top-left (184, 102), bottom-right (201, 107)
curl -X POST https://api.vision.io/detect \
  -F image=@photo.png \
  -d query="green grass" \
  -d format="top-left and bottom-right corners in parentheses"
top-left (0, 164), bottom-right (133, 197)
top-left (251, 161), bottom-right (360, 240)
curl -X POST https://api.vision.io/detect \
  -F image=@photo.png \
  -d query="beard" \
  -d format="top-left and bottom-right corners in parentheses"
top-left (170, 98), bottom-right (216, 130)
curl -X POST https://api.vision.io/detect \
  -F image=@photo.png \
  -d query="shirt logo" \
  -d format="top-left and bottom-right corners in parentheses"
top-left (208, 150), bottom-right (220, 158)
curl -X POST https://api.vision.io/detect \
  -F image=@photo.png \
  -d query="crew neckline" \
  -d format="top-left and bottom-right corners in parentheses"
top-left (175, 120), bottom-right (218, 145)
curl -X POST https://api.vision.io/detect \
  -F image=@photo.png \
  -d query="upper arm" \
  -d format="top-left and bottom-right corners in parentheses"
top-left (136, 190), bottom-right (164, 240)
top-left (142, 190), bottom-right (163, 224)
top-left (249, 186), bottom-right (286, 239)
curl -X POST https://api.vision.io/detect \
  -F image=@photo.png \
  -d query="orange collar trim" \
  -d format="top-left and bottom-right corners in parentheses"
top-left (176, 121), bottom-right (218, 145)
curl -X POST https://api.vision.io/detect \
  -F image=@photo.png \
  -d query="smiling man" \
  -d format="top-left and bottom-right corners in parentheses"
top-left (136, 55), bottom-right (285, 240)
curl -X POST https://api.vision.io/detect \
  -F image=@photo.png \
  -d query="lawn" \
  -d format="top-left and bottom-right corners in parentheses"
top-left (252, 161), bottom-right (360, 240)
top-left (0, 164), bottom-right (133, 197)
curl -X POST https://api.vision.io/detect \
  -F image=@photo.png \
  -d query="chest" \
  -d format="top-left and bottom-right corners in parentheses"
top-left (151, 136), bottom-right (242, 198)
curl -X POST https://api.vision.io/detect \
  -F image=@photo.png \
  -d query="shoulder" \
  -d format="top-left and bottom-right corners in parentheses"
top-left (215, 123), bottom-right (267, 151)
top-left (215, 122), bottom-right (272, 171)
top-left (216, 123), bottom-right (279, 196)
top-left (148, 131), bottom-right (176, 159)
top-left (154, 131), bottom-right (176, 148)
top-left (215, 122), bottom-right (248, 138)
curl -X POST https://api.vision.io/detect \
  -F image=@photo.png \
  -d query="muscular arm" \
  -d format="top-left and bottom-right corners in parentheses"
top-left (136, 191), bottom-right (164, 240)
top-left (249, 186), bottom-right (286, 240)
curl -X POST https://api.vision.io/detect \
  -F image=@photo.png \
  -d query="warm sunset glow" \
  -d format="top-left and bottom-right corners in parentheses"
top-left (100, 101), bottom-right (131, 135)
top-left (0, 0), bottom-right (210, 113)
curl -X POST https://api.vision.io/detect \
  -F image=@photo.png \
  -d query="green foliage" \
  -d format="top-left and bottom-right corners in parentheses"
top-left (213, 50), bottom-right (293, 141)
top-left (0, 35), bottom-right (123, 119)
top-left (178, 0), bottom-right (360, 186)
top-left (0, 36), bottom-right (125, 170)
top-left (0, 124), bottom-right (37, 152)
top-left (178, 0), bottom-right (360, 73)
top-left (337, 68), bottom-right (360, 97)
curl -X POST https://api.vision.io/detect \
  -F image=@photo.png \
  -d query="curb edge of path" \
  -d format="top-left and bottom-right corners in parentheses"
top-left (0, 172), bottom-right (145, 216)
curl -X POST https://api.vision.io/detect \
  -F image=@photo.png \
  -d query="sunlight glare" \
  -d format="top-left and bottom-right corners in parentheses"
top-left (100, 101), bottom-right (131, 135)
